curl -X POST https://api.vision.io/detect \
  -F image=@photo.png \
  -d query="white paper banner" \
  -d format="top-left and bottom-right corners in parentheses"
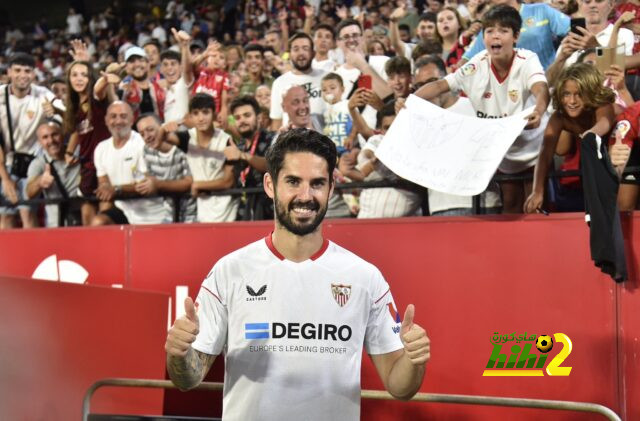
top-left (377, 95), bottom-right (533, 196)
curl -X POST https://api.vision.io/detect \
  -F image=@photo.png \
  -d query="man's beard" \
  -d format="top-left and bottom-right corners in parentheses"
top-left (239, 123), bottom-right (258, 139)
top-left (274, 195), bottom-right (327, 236)
top-left (132, 72), bottom-right (148, 82)
top-left (293, 57), bottom-right (312, 72)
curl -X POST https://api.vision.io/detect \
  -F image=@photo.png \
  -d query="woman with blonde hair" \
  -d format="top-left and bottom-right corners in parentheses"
top-left (524, 63), bottom-right (622, 213)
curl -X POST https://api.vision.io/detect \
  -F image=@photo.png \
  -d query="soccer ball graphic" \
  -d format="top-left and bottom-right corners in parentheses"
top-left (536, 335), bottom-right (554, 353)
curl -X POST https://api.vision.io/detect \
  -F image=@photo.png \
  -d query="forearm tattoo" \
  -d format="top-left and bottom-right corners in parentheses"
top-left (168, 349), bottom-right (215, 390)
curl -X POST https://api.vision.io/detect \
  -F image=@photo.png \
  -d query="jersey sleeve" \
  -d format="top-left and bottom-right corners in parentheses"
top-left (523, 53), bottom-right (547, 90)
top-left (462, 30), bottom-right (485, 62)
top-left (94, 144), bottom-right (107, 178)
top-left (192, 263), bottom-right (229, 355)
top-left (612, 104), bottom-right (640, 148)
top-left (364, 269), bottom-right (404, 355)
top-left (444, 59), bottom-right (475, 93)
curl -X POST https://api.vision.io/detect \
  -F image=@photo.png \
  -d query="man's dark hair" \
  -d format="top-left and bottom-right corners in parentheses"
top-left (244, 43), bottom-right (264, 55)
top-left (49, 77), bottom-right (65, 86)
top-left (266, 129), bottom-right (337, 185)
top-left (189, 93), bottom-right (216, 112)
top-left (418, 12), bottom-right (437, 24)
top-left (335, 18), bottom-right (362, 39)
top-left (266, 29), bottom-right (282, 38)
top-left (376, 101), bottom-right (396, 129)
top-left (135, 112), bottom-right (162, 128)
top-left (230, 95), bottom-right (260, 116)
top-left (398, 24), bottom-right (411, 33)
top-left (160, 50), bottom-right (181, 62)
top-left (8, 52), bottom-right (36, 68)
top-left (411, 39), bottom-right (443, 61)
top-left (263, 45), bottom-right (276, 55)
top-left (385, 56), bottom-right (411, 77)
top-left (288, 31), bottom-right (314, 51)
top-left (143, 40), bottom-right (161, 51)
top-left (313, 23), bottom-right (335, 39)
top-left (414, 54), bottom-right (447, 78)
top-left (321, 72), bottom-right (343, 86)
top-left (482, 5), bottom-right (522, 37)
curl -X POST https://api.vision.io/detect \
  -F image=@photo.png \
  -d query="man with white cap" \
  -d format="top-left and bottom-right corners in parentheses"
top-left (120, 45), bottom-right (166, 121)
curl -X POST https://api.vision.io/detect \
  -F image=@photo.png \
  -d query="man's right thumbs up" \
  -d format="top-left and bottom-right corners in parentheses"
top-left (165, 297), bottom-right (200, 357)
top-left (39, 164), bottom-right (54, 189)
top-left (184, 296), bottom-right (199, 326)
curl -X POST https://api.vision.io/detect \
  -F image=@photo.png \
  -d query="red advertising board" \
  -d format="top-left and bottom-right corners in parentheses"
top-left (0, 213), bottom-right (638, 420)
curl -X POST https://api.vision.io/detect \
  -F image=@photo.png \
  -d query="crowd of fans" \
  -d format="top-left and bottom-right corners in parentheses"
top-left (0, 0), bottom-right (638, 228)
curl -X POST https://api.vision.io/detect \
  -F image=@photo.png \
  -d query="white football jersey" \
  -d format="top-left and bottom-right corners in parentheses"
top-left (444, 49), bottom-right (548, 173)
top-left (192, 235), bottom-right (404, 421)
top-left (445, 48), bottom-right (546, 120)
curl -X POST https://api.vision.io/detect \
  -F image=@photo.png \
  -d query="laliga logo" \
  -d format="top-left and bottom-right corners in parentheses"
top-left (483, 332), bottom-right (573, 377)
top-left (32, 254), bottom-right (89, 284)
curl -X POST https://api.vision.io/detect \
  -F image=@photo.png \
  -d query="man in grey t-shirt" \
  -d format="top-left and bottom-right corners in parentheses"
top-left (26, 122), bottom-right (81, 226)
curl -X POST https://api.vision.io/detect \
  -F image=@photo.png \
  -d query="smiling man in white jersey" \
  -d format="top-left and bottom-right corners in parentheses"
top-left (165, 128), bottom-right (431, 420)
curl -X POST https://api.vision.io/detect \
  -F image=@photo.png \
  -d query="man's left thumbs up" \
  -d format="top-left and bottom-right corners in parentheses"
top-left (400, 304), bottom-right (430, 365)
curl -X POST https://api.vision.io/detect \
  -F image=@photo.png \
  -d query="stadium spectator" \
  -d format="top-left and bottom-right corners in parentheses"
top-left (340, 101), bottom-right (423, 218)
top-left (310, 23), bottom-right (340, 72)
top-left (135, 113), bottom-right (196, 222)
top-left (184, 93), bottom-right (236, 222)
top-left (390, 10), bottom-right (439, 60)
top-left (321, 73), bottom-right (355, 152)
top-left (270, 32), bottom-right (326, 130)
top-left (92, 101), bottom-right (167, 225)
top-left (63, 56), bottom-right (119, 225)
top-left (26, 122), bottom-right (81, 227)
top-left (192, 42), bottom-right (230, 125)
top-left (281, 85), bottom-right (314, 130)
top-left (524, 63), bottom-right (625, 214)
top-left (462, 0), bottom-right (570, 70)
top-left (255, 84), bottom-right (272, 111)
top-left (0, 52), bottom-right (62, 229)
top-left (143, 40), bottom-right (162, 83)
top-left (120, 46), bottom-right (166, 121)
top-left (385, 56), bottom-right (412, 101)
top-left (239, 44), bottom-right (273, 96)
top-left (334, 19), bottom-right (392, 102)
top-left (225, 96), bottom-right (273, 220)
top-left (413, 5), bottom-right (550, 213)
top-left (165, 128), bottom-right (430, 419)
top-left (161, 29), bottom-right (194, 124)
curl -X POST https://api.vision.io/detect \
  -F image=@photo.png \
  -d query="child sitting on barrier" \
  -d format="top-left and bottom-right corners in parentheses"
top-left (524, 63), bottom-right (630, 213)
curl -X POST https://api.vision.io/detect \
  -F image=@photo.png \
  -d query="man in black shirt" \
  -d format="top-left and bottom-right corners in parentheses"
top-left (224, 96), bottom-right (275, 220)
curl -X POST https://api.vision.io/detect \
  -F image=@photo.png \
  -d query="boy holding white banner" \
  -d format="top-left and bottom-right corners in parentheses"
top-left (412, 5), bottom-right (549, 213)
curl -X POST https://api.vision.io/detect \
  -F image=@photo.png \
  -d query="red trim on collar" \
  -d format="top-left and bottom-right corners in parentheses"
top-left (490, 52), bottom-right (517, 84)
top-left (310, 238), bottom-right (330, 261)
top-left (265, 233), bottom-right (285, 261)
top-left (264, 233), bottom-right (329, 261)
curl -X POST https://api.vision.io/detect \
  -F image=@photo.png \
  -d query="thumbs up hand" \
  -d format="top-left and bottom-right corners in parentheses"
top-left (400, 304), bottom-right (430, 365)
top-left (165, 297), bottom-right (200, 357)
top-left (39, 164), bottom-right (54, 189)
top-left (610, 129), bottom-right (631, 170)
top-left (42, 98), bottom-right (55, 118)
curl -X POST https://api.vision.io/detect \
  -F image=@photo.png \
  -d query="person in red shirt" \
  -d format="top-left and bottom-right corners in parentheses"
top-left (192, 43), bottom-right (230, 125)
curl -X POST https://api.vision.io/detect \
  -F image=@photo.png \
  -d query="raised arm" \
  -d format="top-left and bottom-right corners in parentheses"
top-left (345, 50), bottom-right (393, 100)
top-left (413, 78), bottom-right (451, 102)
top-left (172, 28), bottom-right (194, 86)
top-left (389, 6), bottom-right (408, 58)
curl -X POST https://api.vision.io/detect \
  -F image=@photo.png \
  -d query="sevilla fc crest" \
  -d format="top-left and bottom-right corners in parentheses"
top-left (508, 89), bottom-right (519, 103)
top-left (331, 284), bottom-right (351, 307)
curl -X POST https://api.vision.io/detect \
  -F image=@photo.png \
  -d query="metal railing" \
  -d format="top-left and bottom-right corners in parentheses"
top-left (6, 166), bottom-right (640, 224)
top-left (82, 378), bottom-right (622, 421)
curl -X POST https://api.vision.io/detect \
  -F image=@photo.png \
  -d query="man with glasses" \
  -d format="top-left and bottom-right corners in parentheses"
top-left (270, 32), bottom-right (327, 131)
top-left (334, 19), bottom-right (393, 101)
